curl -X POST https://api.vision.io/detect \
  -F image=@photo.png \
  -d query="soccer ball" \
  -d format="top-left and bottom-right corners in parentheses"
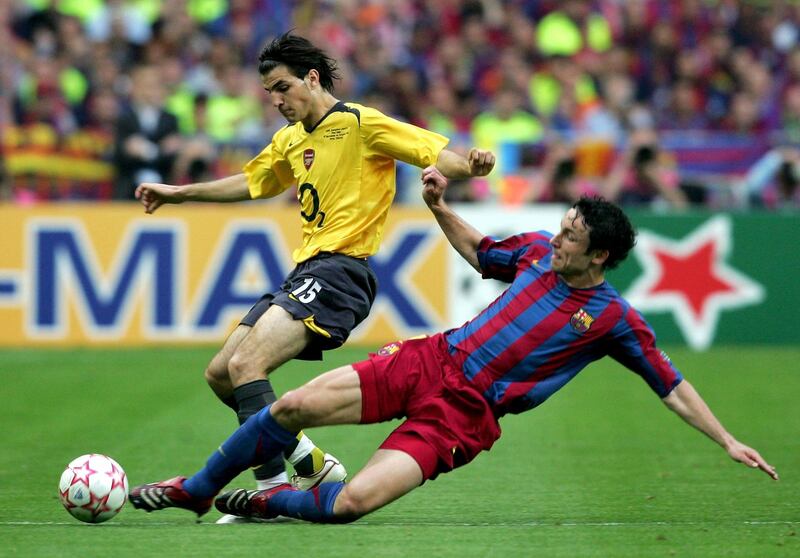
top-left (58, 454), bottom-right (128, 523)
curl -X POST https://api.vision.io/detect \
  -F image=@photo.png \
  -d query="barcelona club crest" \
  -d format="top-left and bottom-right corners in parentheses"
top-left (377, 341), bottom-right (402, 357)
top-left (570, 307), bottom-right (595, 333)
top-left (303, 148), bottom-right (315, 170)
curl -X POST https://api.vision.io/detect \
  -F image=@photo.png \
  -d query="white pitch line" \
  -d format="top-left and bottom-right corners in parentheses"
top-left (0, 521), bottom-right (178, 526)
top-left (1, 520), bottom-right (798, 527)
top-left (357, 520), bottom-right (800, 528)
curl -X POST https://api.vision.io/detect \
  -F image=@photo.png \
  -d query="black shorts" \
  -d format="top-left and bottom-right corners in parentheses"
top-left (240, 252), bottom-right (378, 360)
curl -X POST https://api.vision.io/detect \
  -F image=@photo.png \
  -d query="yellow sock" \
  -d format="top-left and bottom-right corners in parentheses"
top-left (286, 432), bottom-right (326, 476)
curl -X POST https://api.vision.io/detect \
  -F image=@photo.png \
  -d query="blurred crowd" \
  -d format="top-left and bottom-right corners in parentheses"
top-left (2, 0), bottom-right (800, 209)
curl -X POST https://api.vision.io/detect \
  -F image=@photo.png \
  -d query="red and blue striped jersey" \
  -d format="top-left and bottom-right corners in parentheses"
top-left (444, 231), bottom-right (683, 417)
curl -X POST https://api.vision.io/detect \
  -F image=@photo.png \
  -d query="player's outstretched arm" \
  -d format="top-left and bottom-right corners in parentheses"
top-left (421, 166), bottom-right (483, 272)
top-left (435, 148), bottom-right (495, 179)
top-left (135, 173), bottom-right (251, 214)
top-left (662, 380), bottom-right (778, 480)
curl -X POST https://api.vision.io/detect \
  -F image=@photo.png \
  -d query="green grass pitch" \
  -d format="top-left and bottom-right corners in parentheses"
top-left (1, 345), bottom-right (798, 557)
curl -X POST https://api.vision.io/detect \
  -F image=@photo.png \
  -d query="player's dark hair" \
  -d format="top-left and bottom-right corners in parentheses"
top-left (572, 196), bottom-right (636, 270)
top-left (258, 33), bottom-right (340, 93)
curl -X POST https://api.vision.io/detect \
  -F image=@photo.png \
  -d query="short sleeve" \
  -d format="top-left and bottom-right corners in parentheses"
top-left (608, 306), bottom-right (683, 398)
top-left (477, 231), bottom-right (553, 282)
top-left (358, 105), bottom-right (450, 167)
top-left (242, 141), bottom-right (295, 199)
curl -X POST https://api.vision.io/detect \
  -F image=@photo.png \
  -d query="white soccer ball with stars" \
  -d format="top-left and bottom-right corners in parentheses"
top-left (58, 453), bottom-right (128, 523)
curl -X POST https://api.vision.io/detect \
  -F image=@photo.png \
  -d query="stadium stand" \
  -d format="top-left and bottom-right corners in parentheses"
top-left (2, 0), bottom-right (800, 209)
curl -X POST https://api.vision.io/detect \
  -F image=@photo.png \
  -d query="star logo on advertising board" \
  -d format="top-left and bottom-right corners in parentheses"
top-left (624, 216), bottom-right (765, 350)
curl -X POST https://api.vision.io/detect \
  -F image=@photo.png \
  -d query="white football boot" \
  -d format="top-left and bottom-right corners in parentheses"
top-left (291, 453), bottom-right (347, 490)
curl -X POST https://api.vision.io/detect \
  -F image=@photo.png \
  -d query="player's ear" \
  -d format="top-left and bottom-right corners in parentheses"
top-left (591, 249), bottom-right (609, 267)
top-left (305, 69), bottom-right (320, 88)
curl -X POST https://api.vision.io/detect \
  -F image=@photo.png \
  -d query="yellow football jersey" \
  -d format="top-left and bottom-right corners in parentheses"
top-left (243, 102), bottom-right (449, 262)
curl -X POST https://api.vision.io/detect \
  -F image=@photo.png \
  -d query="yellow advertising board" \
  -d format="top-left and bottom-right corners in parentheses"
top-left (0, 203), bottom-right (448, 347)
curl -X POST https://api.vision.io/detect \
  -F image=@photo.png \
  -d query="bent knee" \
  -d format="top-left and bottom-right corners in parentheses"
top-left (331, 486), bottom-right (374, 521)
top-left (272, 388), bottom-right (337, 430)
top-left (204, 362), bottom-right (228, 388)
top-left (228, 350), bottom-right (275, 384)
top-left (227, 352), bottom-right (249, 378)
top-left (271, 389), bottom-right (310, 423)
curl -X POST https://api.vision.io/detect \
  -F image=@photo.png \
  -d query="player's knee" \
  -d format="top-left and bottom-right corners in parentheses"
top-left (203, 363), bottom-right (226, 388)
top-left (227, 351), bottom-right (262, 383)
top-left (331, 485), bottom-right (372, 521)
top-left (227, 352), bottom-right (245, 377)
top-left (271, 389), bottom-right (314, 426)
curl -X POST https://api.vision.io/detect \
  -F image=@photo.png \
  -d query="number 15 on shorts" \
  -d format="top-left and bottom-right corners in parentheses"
top-left (292, 278), bottom-right (322, 303)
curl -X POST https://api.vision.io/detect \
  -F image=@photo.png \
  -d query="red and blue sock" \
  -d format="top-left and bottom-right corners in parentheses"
top-left (184, 405), bottom-right (296, 499)
top-left (268, 482), bottom-right (347, 523)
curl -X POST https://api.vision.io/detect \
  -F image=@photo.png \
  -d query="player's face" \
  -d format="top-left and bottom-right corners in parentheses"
top-left (261, 65), bottom-right (312, 124)
top-left (549, 208), bottom-right (597, 278)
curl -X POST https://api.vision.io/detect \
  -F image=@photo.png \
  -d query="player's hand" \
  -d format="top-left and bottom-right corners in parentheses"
top-left (421, 165), bottom-right (448, 207)
top-left (135, 182), bottom-right (184, 214)
top-left (467, 148), bottom-right (495, 177)
top-left (727, 441), bottom-right (778, 480)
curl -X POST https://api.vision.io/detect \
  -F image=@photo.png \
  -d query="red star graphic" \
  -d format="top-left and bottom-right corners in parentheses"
top-left (59, 486), bottom-right (78, 510)
top-left (78, 486), bottom-right (117, 521)
top-left (649, 241), bottom-right (739, 320)
top-left (94, 489), bottom-right (116, 514)
top-left (70, 460), bottom-right (96, 486)
top-left (625, 217), bottom-right (764, 350)
top-left (108, 463), bottom-right (127, 491)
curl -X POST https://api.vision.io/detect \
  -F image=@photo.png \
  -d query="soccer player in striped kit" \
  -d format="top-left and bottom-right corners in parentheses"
top-left (130, 166), bottom-right (777, 523)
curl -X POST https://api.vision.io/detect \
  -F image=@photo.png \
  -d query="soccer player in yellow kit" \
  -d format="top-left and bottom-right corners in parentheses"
top-left (135, 33), bottom-right (495, 522)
